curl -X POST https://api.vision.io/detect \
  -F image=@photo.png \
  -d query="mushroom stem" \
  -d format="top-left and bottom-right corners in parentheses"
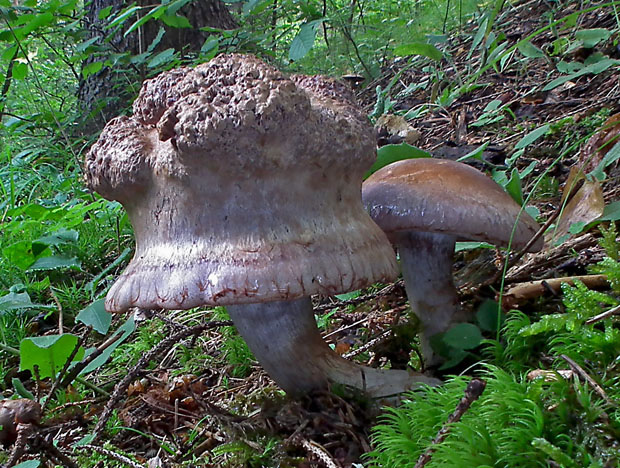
top-left (395, 231), bottom-right (469, 366)
top-left (227, 297), bottom-right (440, 398)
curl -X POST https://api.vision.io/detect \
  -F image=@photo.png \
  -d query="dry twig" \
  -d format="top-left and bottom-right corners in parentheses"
top-left (92, 320), bottom-right (232, 441)
top-left (559, 355), bottom-right (616, 407)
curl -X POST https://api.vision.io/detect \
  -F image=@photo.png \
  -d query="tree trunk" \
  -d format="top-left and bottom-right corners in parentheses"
top-left (77, 0), bottom-right (237, 133)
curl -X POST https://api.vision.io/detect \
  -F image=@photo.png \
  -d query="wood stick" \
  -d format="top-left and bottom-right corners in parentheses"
top-left (501, 274), bottom-right (609, 310)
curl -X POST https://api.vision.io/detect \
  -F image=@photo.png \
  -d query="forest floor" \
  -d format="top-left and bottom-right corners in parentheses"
top-left (4, 0), bottom-right (620, 467)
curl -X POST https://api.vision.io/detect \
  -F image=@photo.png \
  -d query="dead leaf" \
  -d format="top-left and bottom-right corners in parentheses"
top-left (552, 179), bottom-right (604, 242)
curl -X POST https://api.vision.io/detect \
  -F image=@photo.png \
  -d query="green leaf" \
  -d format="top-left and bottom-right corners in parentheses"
top-left (147, 48), bottom-right (176, 68)
top-left (79, 317), bottom-right (135, 375)
top-left (590, 139), bottom-right (620, 181)
top-left (515, 124), bottom-right (550, 149)
top-left (27, 255), bottom-right (81, 272)
top-left (476, 300), bottom-right (504, 332)
top-left (2, 241), bottom-right (37, 270)
top-left (442, 323), bottom-right (483, 350)
top-left (454, 241), bottom-right (494, 252)
top-left (543, 59), bottom-right (620, 91)
top-left (98, 5), bottom-right (113, 19)
top-left (12, 377), bottom-right (35, 399)
top-left (160, 14), bottom-right (191, 28)
top-left (76, 299), bottom-right (111, 334)
top-left (12, 62), bottom-right (28, 80)
top-left (365, 143), bottom-right (431, 178)
top-left (20, 334), bottom-right (85, 379)
top-left (106, 4), bottom-right (141, 29)
top-left (334, 290), bottom-right (361, 301)
top-left (600, 201), bottom-right (620, 221)
top-left (393, 42), bottom-right (442, 61)
top-left (82, 61), bottom-right (103, 79)
top-left (289, 20), bottom-right (322, 61)
top-left (34, 229), bottom-right (78, 247)
top-left (576, 28), bottom-right (611, 48)
top-left (505, 167), bottom-right (524, 205)
top-left (517, 41), bottom-right (545, 58)
top-left (124, 4), bottom-right (166, 36)
top-left (13, 461), bottom-right (40, 468)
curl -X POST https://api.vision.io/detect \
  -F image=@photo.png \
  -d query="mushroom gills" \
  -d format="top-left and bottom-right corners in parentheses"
top-left (227, 297), bottom-right (440, 398)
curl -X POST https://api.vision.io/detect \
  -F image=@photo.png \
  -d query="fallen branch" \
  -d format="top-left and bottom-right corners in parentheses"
top-left (501, 274), bottom-right (609, 310)
top-left (414, 378), bottom-right (486, 468)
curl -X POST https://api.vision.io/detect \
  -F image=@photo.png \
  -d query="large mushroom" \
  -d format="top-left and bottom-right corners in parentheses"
top-left (362, 158), bottom-right (543, 364)
top-left (85, 54), bottom-right (439, 397)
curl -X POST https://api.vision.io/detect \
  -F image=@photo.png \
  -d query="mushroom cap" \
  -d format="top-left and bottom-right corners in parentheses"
top-left (85, 54), bottom-right (398, 312)
top-left (362, 158), bottom-right (543, 251)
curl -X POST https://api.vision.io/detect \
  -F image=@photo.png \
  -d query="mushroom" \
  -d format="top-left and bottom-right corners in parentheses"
top-left (85, 54), bottom-right (439, 397)
top-left (0, 399), bottom-right (41, 446)
top-left (362, 158), bottom-right (544, 365)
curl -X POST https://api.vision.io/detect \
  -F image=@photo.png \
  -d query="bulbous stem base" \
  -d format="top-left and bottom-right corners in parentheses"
top-left (227, 297), bottom-right (440, 398)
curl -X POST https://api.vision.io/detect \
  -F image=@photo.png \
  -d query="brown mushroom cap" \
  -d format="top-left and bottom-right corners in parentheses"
top-left (362, 158), bottom-right (544, 251)
top-left (85, 54), bottom-right (398, 313)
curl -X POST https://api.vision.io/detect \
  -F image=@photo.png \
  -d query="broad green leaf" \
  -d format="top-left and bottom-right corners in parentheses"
top-left (27, 255), bottom-right (81, 272)
top-left (515, 124), bottom-right (550, 149)
top-left (160, 14), bottom-right (191, 28)
top-left (600, 201), bottom-right (620, 221)
top-left (34, 229), bottom-right (78, 247)
top-left (476, 300), bottom-right (504, 332)
top-left (393, 42), bottom-right (442, 61)
top-left (12, 62), bottom-right (28, 80)
top-left (518, 41), bottom-right (545, 58)
top-left (2, 241), bottom-right (38, 270)
top-left (0, 291), bottom-right (33, 311)
top-left (82, 61), bottom-right (103, 79)
top-left (20, 334), bottom-right (85, 379)
top-left (442, 323), bottom-right (483, 350)
top-left (98, 5), bottom-right (113, 19)
top-left (14, 12), bottom-right (54, 39)
top-left (147, 48), bottom-right (176, 68)
top-left (289, 20), bottom-right (322, 61)
top-left (365, 143), bottom-right (431, 178)
top-left (13, 461), bottom-right (40, 468)
top-left (576, 28), bottom-right (611, 48)
top-left (76, 299), bottom-right (111, 335)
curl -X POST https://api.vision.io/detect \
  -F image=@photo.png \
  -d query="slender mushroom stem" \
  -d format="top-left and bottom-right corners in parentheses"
top-left (394, 231), bottom-right (469, 366)
top-left (227, 297), bottom-right (440, 398)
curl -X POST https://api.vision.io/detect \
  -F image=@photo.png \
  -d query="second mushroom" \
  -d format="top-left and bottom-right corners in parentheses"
top-left (85, 55), bottom-right (440, 398)
top-left (362, 158), bottom-right (544, 365)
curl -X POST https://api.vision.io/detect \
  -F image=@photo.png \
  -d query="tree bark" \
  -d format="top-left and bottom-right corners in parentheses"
top-left (77, 0), bottom-right (237, 133)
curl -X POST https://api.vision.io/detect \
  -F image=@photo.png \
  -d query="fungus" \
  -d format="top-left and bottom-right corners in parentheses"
top-left (362, 158), bottom-right (543, 365)
top-left (0, 399), bottom-right (41, 446)
top-left (85, 54), bottom-right (439, 397)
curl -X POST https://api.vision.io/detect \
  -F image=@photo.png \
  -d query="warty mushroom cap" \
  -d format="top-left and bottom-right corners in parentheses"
top-left (85, 54), bottom-right (398, 313)
top-left (362, 158), bottom-right (544, 251)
